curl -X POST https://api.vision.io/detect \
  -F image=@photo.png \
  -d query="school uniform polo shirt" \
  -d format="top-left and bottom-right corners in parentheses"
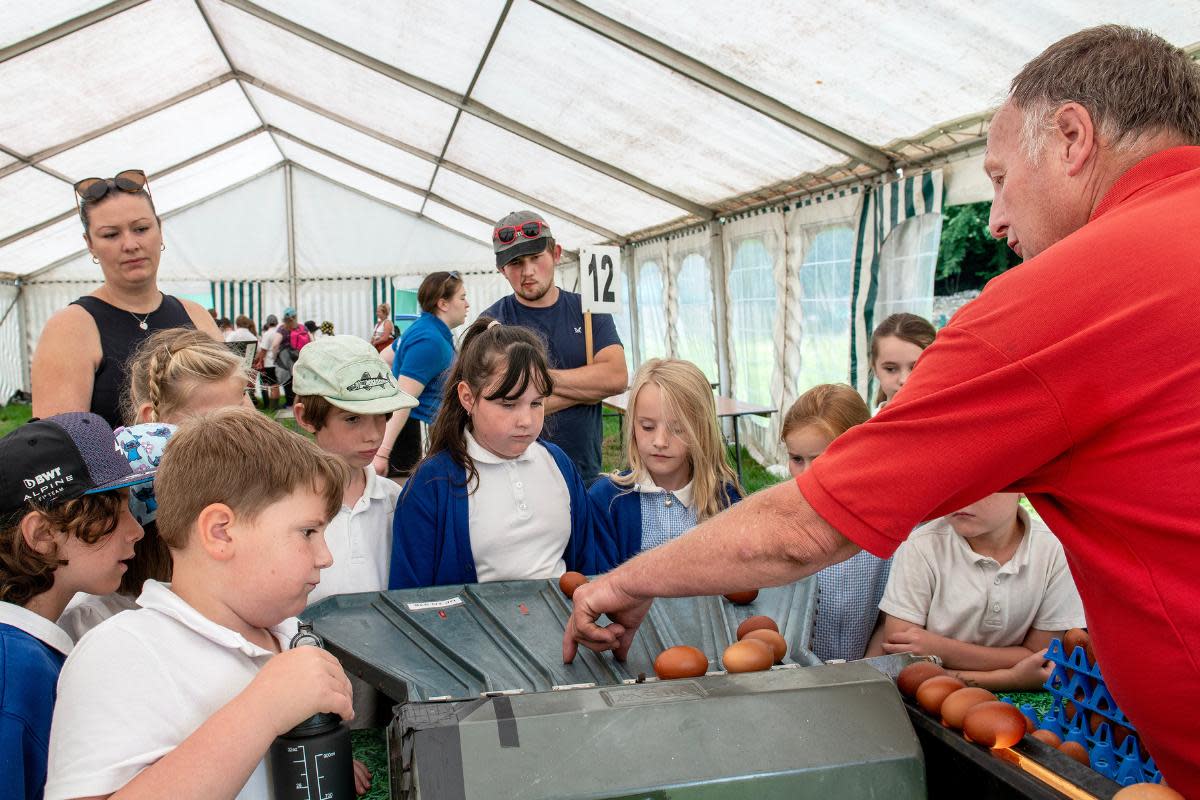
top-left (464, 431), bottom-right (571, 582)
top-left (635, 478), bottom-right (696, 551)
top-left (879, 508), bottom-right (1085, 646)
top-left (307, 464), bottom-right (402, 607)
top-left (797, 147), bottom-right (1200, 792)
top-left (0, 602), bottom-right (74, 800)
top-left (45, 581), bottom-right (298, 800)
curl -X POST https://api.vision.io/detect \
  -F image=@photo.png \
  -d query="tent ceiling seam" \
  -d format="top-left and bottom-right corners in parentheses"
top-left (531, 0), bottom-right (893, 173)
top-left (0, 145), bottom-right (73, 184)
top-left (419, 0), bottom-right (514, 219)
top-left (0, 0), bottom-right (150, 63)
top-left (218, 0), bottom-right (713, 219)
top-left (0, 73), bottom-right (240, 181)
top-left (235, 73), bottom-right (623, 241)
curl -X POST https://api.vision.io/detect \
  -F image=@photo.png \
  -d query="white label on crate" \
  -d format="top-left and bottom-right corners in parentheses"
top-left (405, 597), bottom-right (464, 611)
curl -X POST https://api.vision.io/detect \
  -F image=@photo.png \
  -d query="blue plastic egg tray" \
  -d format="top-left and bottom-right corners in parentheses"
top-left (1009, 637), bottom-right (1161, 786)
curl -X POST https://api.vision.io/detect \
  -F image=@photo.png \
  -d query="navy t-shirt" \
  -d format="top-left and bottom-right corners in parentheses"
top-left (483, 290), bottom-right (621, 481)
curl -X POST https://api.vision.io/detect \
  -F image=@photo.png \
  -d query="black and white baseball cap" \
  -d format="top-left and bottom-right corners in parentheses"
top-left (0, 412), bottom-right (156, 514)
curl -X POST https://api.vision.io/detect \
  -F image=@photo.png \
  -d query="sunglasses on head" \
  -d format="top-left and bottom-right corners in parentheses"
top-left (73, 169), bottom-right (150, 203)
top-left (493, 220), bottom-right (547, 244)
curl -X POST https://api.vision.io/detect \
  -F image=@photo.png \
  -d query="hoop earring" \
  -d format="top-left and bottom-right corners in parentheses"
top-left (160, 243), bottom-right (166, 252)
top-left (91, 255), bottom-right (99, 264)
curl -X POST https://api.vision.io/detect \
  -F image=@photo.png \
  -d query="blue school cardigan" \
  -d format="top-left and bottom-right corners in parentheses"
top-left (389, 442), bottom-right (609, 588)
top-left (588, 475), bottom-right (744, 567)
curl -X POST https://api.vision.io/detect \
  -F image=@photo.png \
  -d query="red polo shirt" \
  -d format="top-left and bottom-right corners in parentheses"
top-left (799, 147), bottom-right (1200, 793)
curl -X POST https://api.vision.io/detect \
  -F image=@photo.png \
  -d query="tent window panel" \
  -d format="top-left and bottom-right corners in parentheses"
top-left (797, 226), bottom-right (855, 389)
top-left (611, 270), bottom-right (635, 373)
top-left (729, 237), bottom-right (775, 418)
top-left (637, 261), bottom-right (667, 362)
top-left (874, 213), bottom-right (942, 325)
top-left (674, 253), bottom-right (718, 383)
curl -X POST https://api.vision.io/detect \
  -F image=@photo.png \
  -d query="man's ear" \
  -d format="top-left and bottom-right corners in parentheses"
top-left (550, 243), bottom-right (563, 264)
top-left (457, 381), bottom-right (475, 415)
top-left (293, 401), bottom-right (316, 434)
top-left (1052, 102), bottom-right (1097, 178)
top-left (194, 503), bottom-right (237, 561)
top-left (19, 511), bottom-right (58, 556)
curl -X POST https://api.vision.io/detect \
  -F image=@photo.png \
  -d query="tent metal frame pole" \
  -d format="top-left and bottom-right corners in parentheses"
top-left (0, 145), bottom-right (74, 183)
top-left (532, 0), bottom-right (892, 173)
top-left (0, 124), bottom-right (268, 249)
top-left (0, 73), bottom-right (239, 181)
top-left (0, 0), bottom-right (150, 63)
top-left (284, 163), bottom-right (298, 309)
top-left (707, 219), bottom-right (731, 395)
top-left (16, 284), bottom-right (31, 393)
top-left (219, 0), bottom-right (713, 220)
top-left (238, 73), bottom-right (625, 242)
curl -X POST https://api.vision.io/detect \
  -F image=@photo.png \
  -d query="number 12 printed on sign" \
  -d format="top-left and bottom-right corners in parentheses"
top-left (581, 245), bottom-right (623, 315)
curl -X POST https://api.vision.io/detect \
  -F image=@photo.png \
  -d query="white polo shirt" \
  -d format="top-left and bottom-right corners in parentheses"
top-left (879, 508), bottom-right (1085, 647)
top-left (465, 431), bottom-right (571, 582)
top-left (45, 581), bottom-right (299, 800)
top-left (307, 465), bottom-right (401, 608)
top-left (57, 591), bottom-right (139, 641)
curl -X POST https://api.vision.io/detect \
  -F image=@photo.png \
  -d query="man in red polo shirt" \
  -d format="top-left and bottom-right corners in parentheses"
top-left (565, 26), bottom-right (1200, 792)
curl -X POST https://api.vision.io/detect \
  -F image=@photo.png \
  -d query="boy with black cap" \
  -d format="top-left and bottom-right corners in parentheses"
top-left (0, 413), bottom-right (153, 800)
top-left (483, 211), bottom-right (627, 483)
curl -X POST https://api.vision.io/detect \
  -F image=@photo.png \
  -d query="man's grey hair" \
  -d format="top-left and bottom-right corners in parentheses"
top-left (1010, 25), bottom-right (1200, 159)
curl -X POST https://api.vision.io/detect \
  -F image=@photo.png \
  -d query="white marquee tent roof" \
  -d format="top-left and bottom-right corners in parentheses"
top-left (1, 0), bottom-right (1198, 284)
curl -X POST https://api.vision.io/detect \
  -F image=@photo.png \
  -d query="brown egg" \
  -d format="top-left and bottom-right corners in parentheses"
top-left (940, 687), bottom-right (997, 730)
top-left (1031, 729), bottom-right (1062, 747)
top-left (896, 661), bottom-right (947, 697)
top-left (723, 638), bottom-right (774, 673)
top-left (1062, 699), bottom-right (1078, 722)
top-left (742, 629), bottom-right (787, 663)
top-left (1113, 784), bottom-right (1187, 800)
top-left (916, 675), bottom-right (967, 715)
top-left (962, 702), bottom-right (1028, 749)
top-left (1112, 723), bottom-right (1134, 746)
top-left (1084, 638), bottom-right (1096, 666)
top-left (653, 646), bottom-right (708, 680)
top-left (558, 571), bottom-right (588, 599)
top-left (735, 615), bottom-right (778, 640)
top-left (1058, 740), bottom-right (1090, 765)
top-left (724, 590), bottom-right (759, 605)
top-left (1063, 628), bottom-right (1090, 657)
top-left (1023, 713), bottom-right (1035, 734)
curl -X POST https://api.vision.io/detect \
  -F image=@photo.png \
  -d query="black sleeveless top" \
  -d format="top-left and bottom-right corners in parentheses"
top-left (71, 294), bottom-right (194, 428)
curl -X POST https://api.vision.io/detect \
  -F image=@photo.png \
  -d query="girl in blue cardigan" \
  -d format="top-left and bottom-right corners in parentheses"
top-left (389, 317), bottom-right (605, 589)
top-left (589, 359), bottom-right (743, 567)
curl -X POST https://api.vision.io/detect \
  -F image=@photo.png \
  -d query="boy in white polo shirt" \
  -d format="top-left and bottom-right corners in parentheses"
top-left (866, 492), bottom-right (1085, 690)
top-left (45, 408), bottom-right (366, 800)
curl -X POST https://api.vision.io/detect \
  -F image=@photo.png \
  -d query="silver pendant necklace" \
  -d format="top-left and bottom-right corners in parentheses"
top-left (130, 311), bottom-right (150, 330)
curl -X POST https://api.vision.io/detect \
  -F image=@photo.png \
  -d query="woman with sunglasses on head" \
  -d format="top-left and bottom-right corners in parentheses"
top-left (375, 271), bottom-right (470, 481)
top-left (30, 170), bottom-right (221, 428)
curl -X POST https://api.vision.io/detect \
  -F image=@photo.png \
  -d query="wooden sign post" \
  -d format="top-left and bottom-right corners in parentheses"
top-left (579, 245), bottom-right (623, 365)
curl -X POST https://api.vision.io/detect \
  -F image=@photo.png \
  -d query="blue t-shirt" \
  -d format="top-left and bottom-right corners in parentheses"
top-left (482, 290), bottom-right (621, 482)
top-left (0, 620), bottom-right (67, 800)
top-left (391, 312), bottom-right (455, 425)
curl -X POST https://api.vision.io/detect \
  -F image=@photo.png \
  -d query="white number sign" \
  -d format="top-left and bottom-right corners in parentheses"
top-left (580, 245), bottom-right (623, 315)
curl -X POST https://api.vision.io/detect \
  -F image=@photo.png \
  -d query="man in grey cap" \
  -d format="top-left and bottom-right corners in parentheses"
top-left (482, 212), bottom-right (627, 483)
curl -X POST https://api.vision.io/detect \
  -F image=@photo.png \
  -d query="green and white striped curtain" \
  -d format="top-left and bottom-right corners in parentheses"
top-left (849, 170), bottom-right (944, 396)
top-left (210, 280), bottom-right (265, 327)
top-left (371, 276), bottom-right (396, 319)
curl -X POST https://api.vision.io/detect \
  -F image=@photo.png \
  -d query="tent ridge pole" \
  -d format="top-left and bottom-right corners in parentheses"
top-left (284, 163), bottom-right (298, 309)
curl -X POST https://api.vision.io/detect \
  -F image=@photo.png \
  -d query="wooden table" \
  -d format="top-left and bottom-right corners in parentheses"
top-left (602, 391), bottom-right (777, 482)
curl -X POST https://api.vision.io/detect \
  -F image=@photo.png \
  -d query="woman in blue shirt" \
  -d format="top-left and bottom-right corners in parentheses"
top-left (374, 272), bottom-right (469, 478)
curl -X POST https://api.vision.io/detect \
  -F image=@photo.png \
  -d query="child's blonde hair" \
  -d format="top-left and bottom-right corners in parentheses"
top-left (610, 359), bottom-right (742, 522)
top-left (124, 328), bottom-right (248, 423)
top-left (781, 384), bottom-right (870, 442)
top-left (155, 407), bottom-right (349, 550)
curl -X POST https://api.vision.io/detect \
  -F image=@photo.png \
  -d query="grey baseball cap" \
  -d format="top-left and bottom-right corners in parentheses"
top-left (493, 210), bottom-right (552, 268)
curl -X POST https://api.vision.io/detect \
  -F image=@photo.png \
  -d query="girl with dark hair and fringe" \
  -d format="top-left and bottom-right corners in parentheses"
top-left (388, 317), bottom-right (607, 588)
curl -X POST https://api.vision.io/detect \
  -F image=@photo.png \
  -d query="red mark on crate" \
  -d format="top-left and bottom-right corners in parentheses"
top-left (438, 610), bottom-right (447, 619)
top-left (518, 603), bottom-right (529, 615)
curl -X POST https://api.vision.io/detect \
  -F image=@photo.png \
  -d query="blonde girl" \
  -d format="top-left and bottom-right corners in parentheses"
top-left (781, 383), bottom-right (889, 662)
top-left (58, 328), bottom-right (249, 638)
top-left (590, 358), bottom-right (744, 565)
top-left (869, 312), bottom-right (936, 413)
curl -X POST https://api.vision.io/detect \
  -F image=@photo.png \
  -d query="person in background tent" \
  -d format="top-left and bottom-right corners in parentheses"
top-left (780, 383), bottom-right (890, 661)
top-left (321, 320), bottom-right (334, 337)
top-left (371, 303), bottom-right (395, 352)
top-left (389, 318), bottom-right (605, 588)
top-left (589, 359), bottom-right (742, 567)
top-left (31, 169), bottom-right (220, 429)
top-left (869, 313), bottom-right (936, 415)
top-left (256, 314), bottom-right (281, 410)
top-left (304, 320), bottom-right (319, 340)
top-left (217, 317), bottom-right (235, 340)
top-left (563, 26), bottom-right (1200, 793)
top-left (229, 314), bottom-right (257, 342)
top-left (482, 212), bottom-right (627, 484)
top-left (273, 308), bottom-right (303, 408)
top-left (375, 271), bottom-right (470, 481)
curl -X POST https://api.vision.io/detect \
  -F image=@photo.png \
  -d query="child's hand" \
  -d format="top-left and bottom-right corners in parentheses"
top-left (882, 627), bottom-right (948, 659)
top-left (1006, 648), bottom-right (1053, 689)
top-left (354, 758), bottom-right (373, 795)
top-left (243, 647), bottom-right (355, 737)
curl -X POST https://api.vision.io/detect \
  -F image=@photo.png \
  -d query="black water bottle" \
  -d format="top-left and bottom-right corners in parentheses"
top-left (267, 623), bottom-right (355, 800)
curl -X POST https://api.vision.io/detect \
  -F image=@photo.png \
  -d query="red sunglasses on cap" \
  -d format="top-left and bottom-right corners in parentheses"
top-left (493, 220), bottom-right (548, 244)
